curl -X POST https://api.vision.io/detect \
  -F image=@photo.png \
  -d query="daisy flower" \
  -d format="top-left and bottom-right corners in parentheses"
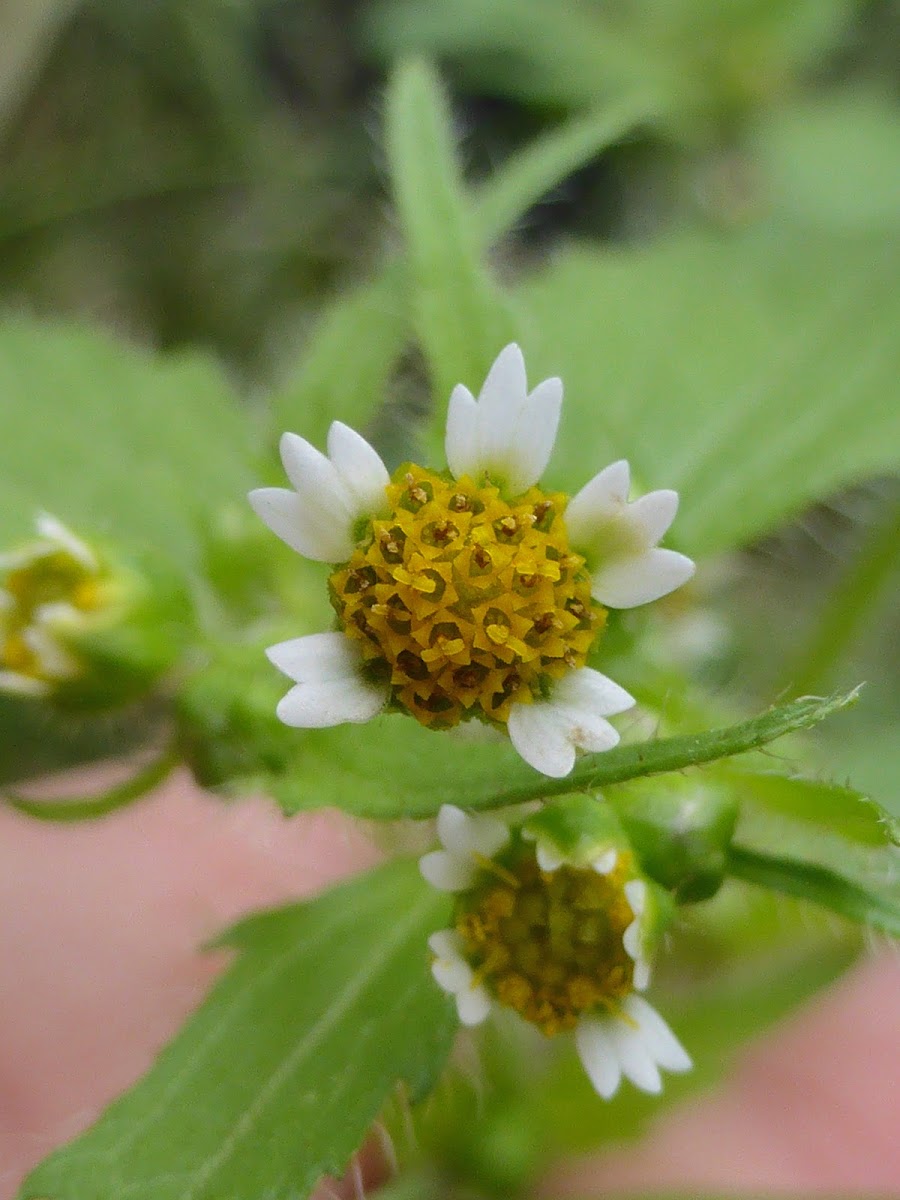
top-left (251, 344), bottom-right (694, 778)
top-left (421, 803), bottom-right (691, 1100)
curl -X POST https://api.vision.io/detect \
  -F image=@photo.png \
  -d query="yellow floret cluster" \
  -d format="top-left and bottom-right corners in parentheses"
top-left (455, 844), bottom-right (637, 1036)
top-left (1, 546), bottom-right (103, 682)
top-left (329, 465), bottom-right (604, 729)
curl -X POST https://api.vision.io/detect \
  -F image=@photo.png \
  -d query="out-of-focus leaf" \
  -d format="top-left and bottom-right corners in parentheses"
top-left (726, 845), bottom-right (900, 935)
top-left (0, 318), bottom-right (253, 567)
top-left (734, 770), bottom-right (899, 847)
top-left (271, 266), bottom-right (411, 450)
top-left (756, 89), bottom-right (900, 233)
top-left (262, 691), bottom-right (858, 820)
top-left (19, 859), bottom-right (455, 1200)
top-left (384, 58), bottom-right (517, 408)
top-left (517, 228), bottom-right (900, 555)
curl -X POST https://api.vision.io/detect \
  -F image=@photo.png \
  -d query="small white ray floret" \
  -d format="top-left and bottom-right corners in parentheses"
top-left (623, 878), bottom-right (652, 990)
top-left (575, 994), bottom-right (691, 1099)
top-left (266, 631), bottom-right (388, 727)
top-left (565, 460), bottom-right (695, 608)
top-left (506, 667), bottom-right (635, 778)
top-left (419, 803), bottom-right (510, 892)
top-left (445, 344), bottom-right (562, 496)
top-left (428, 929), bottom-right (492, 1026)
top-left (248, 422), bottom-right (389, 564)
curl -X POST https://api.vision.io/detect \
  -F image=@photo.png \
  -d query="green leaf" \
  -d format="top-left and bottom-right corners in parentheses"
top-left (270, 265), bottom-right (412, 451)
top-left (726, 845), bottom-right (900, 935)
top-left (265, 690), bottom-right (858, 820)
top-left (517, 228), bottom-right (900, 555)
top-left (384, 58), bottom-right (517, 410)
top-left (0, 318), bottom-right (253, 567)
top-left (734, 770), bottom-right (899, 848)
top-left (472, 98), bottom-right (653, 247)
top-left (756, 88), bottom-right (900, 233)
top-left (19, 859), bottom-right (455, 1200)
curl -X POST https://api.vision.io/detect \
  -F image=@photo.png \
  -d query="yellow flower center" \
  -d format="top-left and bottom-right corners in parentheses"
top-left (454, 844), bottom-right (637, 1037)
top-left (329, 466), bottom-right (605, 728)
top-left (1, 549), bottom-right (104, 682)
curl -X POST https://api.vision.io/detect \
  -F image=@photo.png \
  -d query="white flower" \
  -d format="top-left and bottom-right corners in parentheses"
top-left (250, 344), bottom-right (694, 778)
top-left (506, 667), bottom-right (635, 779)
top-left (265, 632), bottom-right (388, 727)
top-left (427, 930), bottom-right (492, 1026)
top-left (565, 459), bottom-right (695, 608)
top-left (419, 803), bottom-right (509, 892)
top-left (445, 343), bottom-right (562, 495)
top-left (575, 993), bottom-right (691, 1099)
top-left (248, 422), bottom-right (390, 563)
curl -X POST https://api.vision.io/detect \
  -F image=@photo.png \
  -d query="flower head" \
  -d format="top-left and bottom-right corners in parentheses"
top-left (420, 802), bottom-right (690, 1099)
top-left (0, 515), bottom-right (106, 697)
top-left (251, 344), bottom-right (694, 777)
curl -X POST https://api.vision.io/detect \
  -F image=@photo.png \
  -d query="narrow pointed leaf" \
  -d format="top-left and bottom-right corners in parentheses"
top-left (19, 859), bottom-right (454, 1200)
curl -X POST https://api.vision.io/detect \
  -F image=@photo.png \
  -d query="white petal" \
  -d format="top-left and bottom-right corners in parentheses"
top-left (0, 670), bottom-right (49, 697)
top-left (622, 918), bottom-right (642, 961)
top-left (429, 934), bottom-right (474, 994)
top-left (477, 343), bottom-right (528, 417)
top-left (536, 842), bottom-right (566, 872)
top-left (624, 878), bottom-right (647, 916)
top-left (35, 513), bottom-right (98, 569)
top-left (326, 421), bottom-right (390, 516)
top-left (609, 1020), bottom-right (662, 1094)
top-left (554, 666), bottom-right (635, 718)
top-left (437, 803), bottom-right (508, 859)
top-left (266, 631), bottom-right (359, 683)
top-left (592, 849), bottom-right (618, 874)
top-left (428, 929), bottom-right (463, 959)
top-left (564, 460), bottom-right (631, 544)
top-left (507, 702), bottom-right (576, 778)
top-left (633, 958), bottom-right (652, 991)
top-left (419, 850), bottom-right (477, 893)
top-left (626, 489), bottom-right (679, 545)
top-left (445, 384), bottom-right (479, 480)
top-left (275, 677), bottom-right (386, 728)
top-left (575, 1018), bottom-right (622, 1100)
top-left (624, 995), bottom-right (692, 1073)
top-left (23, 626), bottom-right (75, 677)
top-left (248, 487), bottom-right (354, 563)
top-left (591, 547), bottom-right (695, 608)
top-left (505, 376), bottom-right (562, 494)
top-left (278, 432), bottom-right (358, 557)
top-left (456, 983), bottom-right (492, 1026)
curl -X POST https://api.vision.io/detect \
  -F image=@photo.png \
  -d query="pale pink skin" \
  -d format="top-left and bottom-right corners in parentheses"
top-left (0, 766), bottom-right (898, 1199)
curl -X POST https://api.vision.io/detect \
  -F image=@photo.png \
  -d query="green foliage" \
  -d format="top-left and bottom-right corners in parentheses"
top-left (727, 845), bottom-right (900, 935)
top-left (734, 770), bottom-right (898, 847)
top-left (0, 318), bottom-right (253, 567)
top-left (384, 58), bottom-right (517, 408)
top-left (517, 228), bottom-right (900, 554)
top-left (19, 859), bottom-right (455, 1200)
top-left (256, 691), bottom-right (858, 820)
top-left (2, 749), bottom-right (176, 821)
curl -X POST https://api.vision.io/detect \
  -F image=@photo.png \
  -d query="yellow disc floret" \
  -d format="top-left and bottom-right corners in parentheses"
top-left (329, 465), bottom-right (605, 729)
top-left (455, 843), bottom-right (637, 1037)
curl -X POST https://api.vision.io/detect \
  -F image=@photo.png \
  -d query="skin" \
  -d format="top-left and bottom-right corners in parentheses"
top-left (0, 766), bottom-right (898, 1200)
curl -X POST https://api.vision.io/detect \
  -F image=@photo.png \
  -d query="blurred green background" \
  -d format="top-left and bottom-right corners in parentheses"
top-left (1, 0), bottom-right (897, 794)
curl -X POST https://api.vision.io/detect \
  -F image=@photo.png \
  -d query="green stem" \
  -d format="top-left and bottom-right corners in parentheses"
top-left (3, 748), bottom-right (179, 822)
top-left (477, 689), bottom-right (859, 810)
top-left (727, 844), bottom-right (900, 936)
top-left (785, 491), bottom-right (900, 697)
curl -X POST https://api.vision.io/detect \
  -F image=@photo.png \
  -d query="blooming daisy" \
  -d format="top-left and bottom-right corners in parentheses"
top-left (422, 803), bottom-right (691, 1099)
top-left (251, 344), bottom-right (694, 778)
